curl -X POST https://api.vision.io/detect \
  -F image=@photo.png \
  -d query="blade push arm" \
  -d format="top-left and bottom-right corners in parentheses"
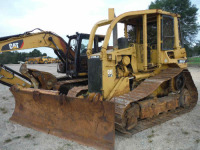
top-left (0, 64), bottom-right (31, 88)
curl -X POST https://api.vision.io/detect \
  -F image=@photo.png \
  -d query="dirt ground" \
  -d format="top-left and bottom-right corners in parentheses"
top-left (0, 64), bottom-right (200, 150)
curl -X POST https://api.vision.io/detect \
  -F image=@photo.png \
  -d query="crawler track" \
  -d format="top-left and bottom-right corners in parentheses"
top-left (111, 68), bottom-right (198, 134)
top-left (53, 78), bottom-right (88, 95)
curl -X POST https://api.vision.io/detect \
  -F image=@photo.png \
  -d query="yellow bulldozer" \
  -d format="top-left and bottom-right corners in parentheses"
top-left (48, 58), bottom-right (57, 63)
top-left (26, 56), bottom-right (50, 64)
top-left (0, 9), bottom-right (198, 150)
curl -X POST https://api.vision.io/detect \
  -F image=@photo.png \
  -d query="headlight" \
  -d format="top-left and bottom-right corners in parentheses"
top-left (107, 54), bottom-right (112, 60)
top-left (91, 55), bottom-right (100, 59)
top-left (178, 59), bottom-right (187, 63)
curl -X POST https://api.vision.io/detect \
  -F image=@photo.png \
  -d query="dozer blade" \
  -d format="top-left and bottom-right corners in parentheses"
top-left (9, 85), bottom-right (115, 150)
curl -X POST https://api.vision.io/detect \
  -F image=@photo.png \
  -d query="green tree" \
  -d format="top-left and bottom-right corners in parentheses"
top-left (184, 44), bottom-right (193, 57)
top-left (149, 0), bottom-right (199, 45)
top-left (29, 49), bottom-right (42, 57)
top-left (0, 49), bottom-right (48, 64)
top-left (42, 53), bottom-right (47, 56)
top-left (193, 41), bottom-right (200, 56)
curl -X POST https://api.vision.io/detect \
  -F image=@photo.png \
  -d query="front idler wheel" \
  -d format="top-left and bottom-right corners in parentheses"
top-left (175, 74), bottom-right (185, 91)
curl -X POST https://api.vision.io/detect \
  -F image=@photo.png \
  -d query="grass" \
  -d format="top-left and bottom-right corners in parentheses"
top-left (194, 130), bottom-right (200, 133)
top-left (188, 57), bottom-right (200, 62)
top-left (147, 130), bottom-right (155, 143)
top-left (188, 57), bottom-right (200, 66)
top-left (0, 107), bottom-right (8, 114)
top-left (2, 96), bottom-right (9, 100)
top-left (147, 134), bottom-right (154, 138)
top-left (181, 129), bottom-right (189, 135)
top-left (13, 136), bottom-right (21, 140)
top-left (66, 143), bottom-right (72, 147)
top-left (4, 136), bottom-right (21, 144)
top-left (196, 139), bottom-right (200, 144)
top-left (148, 139), bottom-right (153, 143)
top-left (24, 134), bottom-right (32, 139)
top-left (4, 138), bottom-right (12, 143)
top-left (56, 143), bottom-right (72, 150)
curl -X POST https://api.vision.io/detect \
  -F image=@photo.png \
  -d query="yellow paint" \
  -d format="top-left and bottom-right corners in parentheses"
top-left (0, 32), bottom-right (67, 58)
top-left (0, 67), bottom-right (31, 88)
top-left (78, 73), bottom-right (88, 76)
top-left (143, 14), bottom-right (147, 71)
top-left (157, 14), bottom-right (161, 66)
top-left (87, 9), bottom-right (187, 100)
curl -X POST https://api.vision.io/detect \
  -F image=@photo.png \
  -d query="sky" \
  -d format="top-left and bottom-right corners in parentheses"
top-left (0, 0), bottom-right (199, 58)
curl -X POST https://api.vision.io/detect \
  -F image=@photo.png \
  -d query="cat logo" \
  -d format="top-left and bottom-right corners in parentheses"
top-left (9, 43), bottom-right (19, 49)
top-left (1, 40), bottom-right (24, 51)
